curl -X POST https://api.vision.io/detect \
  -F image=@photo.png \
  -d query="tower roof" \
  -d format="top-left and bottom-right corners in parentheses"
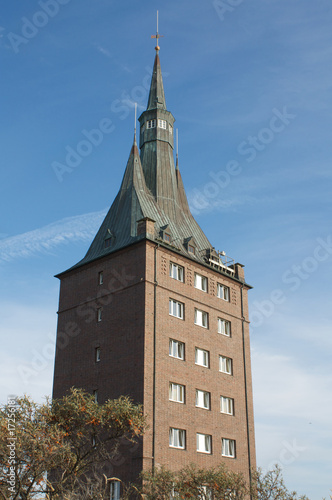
top-left (66, 49), bottom-right (225, 274)
top-left (147, 53), bottom-right (166, 111)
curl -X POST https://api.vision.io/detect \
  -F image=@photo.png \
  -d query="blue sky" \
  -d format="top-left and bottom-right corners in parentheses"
top-left (0, 0), bottom-right (331, 497)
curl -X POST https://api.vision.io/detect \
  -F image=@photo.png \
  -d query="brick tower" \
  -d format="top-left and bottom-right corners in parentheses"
top-left (52, 40), bottom-right (256, 495)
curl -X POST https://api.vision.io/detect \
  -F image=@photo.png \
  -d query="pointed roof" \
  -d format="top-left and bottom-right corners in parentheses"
top-left (147, 53), bottom-right (166, 110)
top-left (65, 49), bottom-right (222, 274)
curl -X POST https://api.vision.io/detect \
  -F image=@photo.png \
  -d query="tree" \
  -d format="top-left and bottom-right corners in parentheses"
top-left (251, 465), bottom-right (310, 500)
top-left (126, 463), bottom-right (247, 499)
top-left (0, 388), bottom-right (144, 499)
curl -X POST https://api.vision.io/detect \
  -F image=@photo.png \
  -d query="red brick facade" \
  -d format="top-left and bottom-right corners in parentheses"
top-left (53, 238), bottom-right (256, 486)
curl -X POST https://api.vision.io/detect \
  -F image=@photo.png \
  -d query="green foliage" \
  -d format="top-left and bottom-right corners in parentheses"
top-left (0, 388), bottom-right (144, 499)
top-left (251, 465), bottom-right (310, 500)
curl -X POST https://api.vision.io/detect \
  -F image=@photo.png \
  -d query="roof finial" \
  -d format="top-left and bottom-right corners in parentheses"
top-left (134, 102), bottom-right (137, 143)
top-left (151, 10), bottom-right (164, 52)
top-left (176, 129), bottom-right (179, 168)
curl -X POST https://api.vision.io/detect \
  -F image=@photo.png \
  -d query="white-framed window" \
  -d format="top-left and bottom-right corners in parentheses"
top-left (219, 355), bottom-right (233, 375)
top-left (197, 433), bottom-right (212, 454)
top-left (158, 119), bottom-right (167, 129)
top-left (169, 299), bottom-right (184, 319)
top-left (147, 119), bottom-right (156, 129)
top-left (170, 262), bottom-right (184, 281)
top-left (194, 273), bottom-right (207, 292)
top-left (199, 486), bottom-right (213, 500)
top-left (222, 438), bottom-right (236, 458)
top-left (93, 390), bottom-right (98, 403)
top-left (97, 307), bottom-right (102, 322)
top-left (196, 389), bottom-right (210, 410)
top-left (95, 347), bottom-right (101, 363)
top-left (217, 283), bottom-right (230, 301)
top-left (110, 480), bottom-right (121, 500)
top-left (98, 271), bottom-right (103, 285)
top-left (169, 339), bottom-right (185, 360)
top-left (195, 347), bottom-right (209, 368)
top-left (169, 427), bottom-right (186, 449)
top-left (195, 308), bottom-right (208, 328)
top-left (218, 318), bottom-right (231, 337)
top-left (169, 382), bottom-right (185, 403)
top-left (169, 124), bottom-right (173, 135)
top-left (220, 396), bottom-right (234, 415)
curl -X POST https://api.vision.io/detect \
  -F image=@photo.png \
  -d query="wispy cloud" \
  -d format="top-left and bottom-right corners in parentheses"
top-left (95, 44), bottom-right (111, 58)
top-left (0, 210), bottom-right (107, 262)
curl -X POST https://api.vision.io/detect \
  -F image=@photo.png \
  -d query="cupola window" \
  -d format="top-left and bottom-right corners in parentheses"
top-left (147, 119), bottom-right (156, 129)
top-left (158, 119), bottom-right (167, 129)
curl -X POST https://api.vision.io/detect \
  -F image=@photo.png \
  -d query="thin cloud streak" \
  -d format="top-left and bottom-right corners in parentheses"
top-left (0, 210), bottom-right (107, 262)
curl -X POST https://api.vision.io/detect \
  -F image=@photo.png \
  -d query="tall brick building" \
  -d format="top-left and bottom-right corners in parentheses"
top-left (52, 41), bottom-right (256, 495)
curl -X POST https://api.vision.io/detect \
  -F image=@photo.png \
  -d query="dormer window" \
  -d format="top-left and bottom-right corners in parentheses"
top-left (160, 225), bottom-right (172, 244)
top-left (147, 119), bottom-right (156, 129)
top-left (158, 119), bottom-right (167, 129)
top-left (188, 244), bottom-right (195, 255)
top-left (184, 236), bottom-right (197, 256)
top-left (104, 229), bottom-right (114, 248)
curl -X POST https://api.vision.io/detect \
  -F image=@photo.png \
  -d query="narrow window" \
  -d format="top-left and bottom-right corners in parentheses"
top-left (170, 262), bottom-right (184, 282)
top-left (169, 299), bottom-right (184, 319)
top-left (169, 339), bottom-right (185, 360)
top-left (194, 273), bottom-right (207, 292)
top-left (169, 428), bottom-right (186, 449)
top-left (220, 396), bottom-right (234, 415)
top-left (195, 389), bottom-right (210, 410)
top-left (93, 390), bottom-right (98, 403)
top-left (197, 433), bottom-right (212, 454)
top-left (95, 347), bottom-right (101, 362)
top-left (221, 438), bottom-right (236, 458)
top-left (217, 284), bottom-right (230, 301)
top-left (218, 318), bottom-right (231, 337)
top-left (195, 308), bottom-right (208, 328)
top-left (98, 271), bottom-right (103, 285)
top-left (219, 355), bottom-right (233, 375)
top-left (110, 480), bottom-right (121, 500)
top-left (97, 308), bottom-right (102, 322)
top-left (169, 383), bottom-right (185, 403)
top-left (195, 348), bottom-right (209, 368)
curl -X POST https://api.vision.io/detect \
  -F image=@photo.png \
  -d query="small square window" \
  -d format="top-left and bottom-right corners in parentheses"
top-left (219, 355), bottom-right (233, 375)
top-left (218, 318), bottom-right (231, 337)
top-left (196, 389), bottom-right (210, 410)
top-left (95, 347), bottom-right (101, 363)
top-left (217, 284), bottom-right (230, 301)
top-left (170, 263), bottom-right (184, 281)
top-left (220, 396), bottom-right (234, 415)
top-left (195, 308), bottom-right (208, 328)
top-left (195, 348), bottom-right (209, 368)
top-left (169, 428), bottom-right (186, 449)
top-left (197, 433), bottom-right (212, 454)
top-left (222, 438), bottom-right (236, 458)
top-left (147, 119), bottom-right (156, 129)
top-left (169, 383), bottom-right (185, 403)
top-left (194, 273), bottom-right (207, 292)
top-left (169, 339), bottom-right (185, 360)
top-left (98, 271), bottom-right (103, 285)
top-left (158, 119), bottom-right (167, 129)
top-left (169, 299), bottom-right (184, 319)
top-left (97, 308), bottom-right (102, 322)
